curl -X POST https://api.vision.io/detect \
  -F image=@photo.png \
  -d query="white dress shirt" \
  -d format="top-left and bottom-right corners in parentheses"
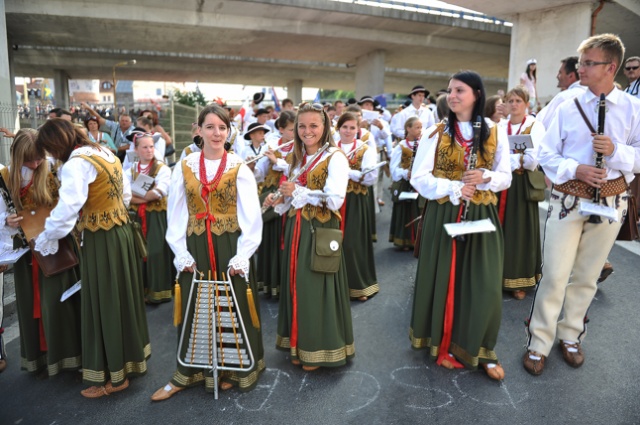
top-left (537, 87), bottom-right (640, 185)
top-left (390, 104), bottom-right (436, 139)
top-left (536, 81), bottom-right (587, 130)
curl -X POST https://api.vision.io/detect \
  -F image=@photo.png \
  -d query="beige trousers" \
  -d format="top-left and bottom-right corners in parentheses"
top-left (526, 190), bottom-right (626, 356)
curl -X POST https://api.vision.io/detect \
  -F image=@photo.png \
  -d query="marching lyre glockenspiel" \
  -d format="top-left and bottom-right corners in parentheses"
top-left (176, 268), bottom-right (254, 399)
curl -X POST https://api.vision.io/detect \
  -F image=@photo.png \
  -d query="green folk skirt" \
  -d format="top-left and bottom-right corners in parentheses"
top-left (257, 183), bottom-right (284, 298)
top-left (410, 200), bottom-right (504, 368)
top-left (498, 172), bottom-right (542, 291)
top-left (81, 225), bottom-right (150, 386)
top-left (389, 187), bottom-right (420, 249)
top-left (171, 231), bottom-right (265, 392)
top-left (365, 188), bottom-right (378, 242)
top-left (343, 192), bottom-right (379, 298)
top-left (134, 209), bottom-right (174, 303)
top-left (276, 213), bottom-right (355, 367)
top-left (13, 235), bottom-right (82, 376)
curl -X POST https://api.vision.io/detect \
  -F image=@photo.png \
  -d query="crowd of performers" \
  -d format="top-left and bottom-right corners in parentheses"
top-left (1, 33), bottom-right (639, 399)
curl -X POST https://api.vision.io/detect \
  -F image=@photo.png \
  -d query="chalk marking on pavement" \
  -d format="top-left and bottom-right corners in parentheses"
top-left (391, 366), bottom-right (454, 410)
top-left (235, 368), bottom-right (291, 412)
top-left (452, 370), bottom-right (528, 407)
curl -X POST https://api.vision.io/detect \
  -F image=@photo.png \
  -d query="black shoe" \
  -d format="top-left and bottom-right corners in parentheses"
top-left (597, 263), bottom-right (614, 284)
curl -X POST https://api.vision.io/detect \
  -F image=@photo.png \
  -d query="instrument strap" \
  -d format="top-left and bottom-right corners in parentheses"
top-left (573, 98), bottom-right (596, 133)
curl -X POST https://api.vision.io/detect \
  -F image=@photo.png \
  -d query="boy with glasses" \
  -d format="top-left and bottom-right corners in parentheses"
top-left (523, 34), bottom-right (640, 376)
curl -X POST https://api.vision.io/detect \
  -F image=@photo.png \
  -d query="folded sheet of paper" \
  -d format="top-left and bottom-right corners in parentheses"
top-left (579, 201), bottom-right (618, 222)
top-left (131, 173), bottom-right (155, 197)
top-left (362, 109), bottom-right (381, 123)
top-left (398, 191), bottom-right (419, 201)
top-left (60, 281), bottom-right (81, 302)
top-left (0, 246), bottom-right (30, 266)
top-left (444, 218), bottom-right (496, 237)
top-left (508, 135), bottom-right (533, 151)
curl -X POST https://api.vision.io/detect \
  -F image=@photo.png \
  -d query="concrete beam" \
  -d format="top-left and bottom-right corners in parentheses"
top-left (356, 50), bottom-right (385, 98)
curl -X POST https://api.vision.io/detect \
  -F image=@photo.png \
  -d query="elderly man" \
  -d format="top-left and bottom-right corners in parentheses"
top-left (623, 56), bottom-right (640, 99)
top-left (81, 102), bottom-right (135, 161)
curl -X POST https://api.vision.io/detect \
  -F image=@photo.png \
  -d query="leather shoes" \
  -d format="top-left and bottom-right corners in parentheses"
top-left (597, 262), bottom-right (614, 284)
top-left (151, 382), bottom-right (185, 401)
top-left (105, 378), bottom-right (129, 394)
top-left (559, 340), bottom-right (584, 368)
top-left (522, 350), bottom-right (546, 376)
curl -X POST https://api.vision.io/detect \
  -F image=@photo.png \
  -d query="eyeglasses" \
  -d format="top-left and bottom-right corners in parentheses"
top-left (625, 66), bottom-right (640, 71)
top-left (576, 60), bottom-right (611, 70)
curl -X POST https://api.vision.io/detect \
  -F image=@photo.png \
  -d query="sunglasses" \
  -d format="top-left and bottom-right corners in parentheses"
top-left (299, 102), bottom-right (325, 112)
top-left (132, 132), bottom-right (153, 143)
top-left (625, 66), bottom-right (639, 71)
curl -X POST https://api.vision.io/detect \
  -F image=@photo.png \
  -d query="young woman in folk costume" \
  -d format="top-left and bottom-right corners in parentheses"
top-left (125, 131), bottom-right (173, 304)
top-left (253, 110), bottom-right (296, 298)
top-left (153, 104), bottom-right (264, 401)
top-left (34, 119), bottom-right (149, 397)
top-left (335, 112), bottom-right (379, 301)
top-left (264, 102), bottom-right (353, 371)
top-left (389, 116), bottom-right (423, 250)
top-left (0, 128), bottom-right (82, 377)
top-left (408, 70), bottom-right (512, 381)
top-left (497, 86), bottom-right (545, 300)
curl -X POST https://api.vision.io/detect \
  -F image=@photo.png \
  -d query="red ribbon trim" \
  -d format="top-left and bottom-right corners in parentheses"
top-left (31, 255), bottom-right (47, 352)
top-left (289, 210), bottom-right (302, 349)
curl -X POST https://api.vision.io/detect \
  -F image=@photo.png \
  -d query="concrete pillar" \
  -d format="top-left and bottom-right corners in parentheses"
top-left (507, 3), bottom-right (592, 105)
top-left (54, 69), bottom-right (70, 109)
top-left (355, 50), bottom-right (385, 99)
top-left (286, 79), bottom-right (303, 105)
top-left (0, 0), bottom-right (17, 164)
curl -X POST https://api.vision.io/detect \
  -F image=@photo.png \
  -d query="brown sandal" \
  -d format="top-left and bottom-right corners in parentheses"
top-left (291, 359), bottom-right (301, 366)
top-left (302, 365), bottom-right (320, 372)
top-left (105, 378), bottom-right (129, 394)
top-left (220, 381), bottom-right (233, 391)
top-left (81, 385), bottom-right (109, 398)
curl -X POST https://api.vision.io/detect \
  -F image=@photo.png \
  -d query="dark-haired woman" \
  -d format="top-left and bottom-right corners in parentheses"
top-left (409, 71), bottom-right (511, 380)
top-left (125, 132), bottom-right (173, 304)
top-left (264, 102), bottom-right (353, 371)
top-left (336, 112), bottom-right (379, 301)
top-left (254, 110), bottom-right (296, 298)
top-left (520, 59), bottom-right (539, 112)
top-left (498, 86), bottom-right (545, 300)
top-left (153, 104), bottom-right (264, 400)
top-left (0, 128), bottom-right (82, 377)
top-left (33, 119), bottom-right (149, 397)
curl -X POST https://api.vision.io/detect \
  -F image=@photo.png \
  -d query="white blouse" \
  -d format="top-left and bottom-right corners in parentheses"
top-left (34, 146), bottom-right (132, 254)
top-left (410, 121), bottom-right (512, 205)
top-left (124, 161), bottom-right (171, 197)
top-left (498, 115), bottom-right (544, 172)
top-left (390, 139), bottom-right (420, 182)
top-left (165, 152), bottom-right (262, 278)
top-left (274, 147), bottom-right (349, 215)
top-left (339, 140), bottom-right (378, 187)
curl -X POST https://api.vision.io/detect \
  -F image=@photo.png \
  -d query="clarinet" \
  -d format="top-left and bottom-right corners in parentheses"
top-left (461, 116), bottom-right (483, 222)
top-left (0, 173), bottom-right (29, 247)
top-left (587, 93), bottom-right (606, 224)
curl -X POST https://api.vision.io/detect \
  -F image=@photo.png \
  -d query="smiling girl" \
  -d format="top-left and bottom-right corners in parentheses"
top-left (409, 70), bottom-right (512, 381)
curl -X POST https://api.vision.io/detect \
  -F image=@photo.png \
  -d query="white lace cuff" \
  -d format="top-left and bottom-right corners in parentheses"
top-left (173, 252), bottom-right (196, 271)
top-left (448, 181), bottom-right (465, 206)
top-left (274, 198), bottom-right (291, 215)
top-left (273, 159), bottom-right (289, 172)
top-left (34, 232), bottom-right (59, 255)
top-left (229, 255), bottom-right (250, 282)
top-left (348, 170), bottom-right (363, 182)
top-left (292, 185), bottom-right (317, 208)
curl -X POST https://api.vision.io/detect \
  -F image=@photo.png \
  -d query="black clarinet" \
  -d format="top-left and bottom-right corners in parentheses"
top-left (456, 116), bottom-right (482, 241)
top-left (0, 173), bottom-right (29, 247)
top-left (587, 93), bottom-right (606, 224)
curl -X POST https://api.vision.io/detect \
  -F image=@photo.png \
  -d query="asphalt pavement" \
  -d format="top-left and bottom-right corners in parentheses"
top-left (1, 191), bottom-right (639, 425)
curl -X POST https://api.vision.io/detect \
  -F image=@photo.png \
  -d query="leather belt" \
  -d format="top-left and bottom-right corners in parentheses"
top-left (554, 176), bottom-right (627, 199)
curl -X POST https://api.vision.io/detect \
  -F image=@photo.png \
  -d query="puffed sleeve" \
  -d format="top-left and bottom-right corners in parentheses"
top-left (229, 164), bottom-right (263, 278)
top-left (522, 120), bottom-right (544, 171)
top-left (475, 125), bottom-right (512, 192)
top-left (165, 162), bottom-right (195, 271)
top-left (390, 144), bottom-right (407, 181)
top-left (359, 145), bottom-right (378, 187)
top-left (410, 128), bottom-right (465, 204)
top-left (154, 164), bottom-right (171, 196)
top-left (290, 151), bottom-right (349, 211)
top-left (34, 157), bottom-right (96, 254)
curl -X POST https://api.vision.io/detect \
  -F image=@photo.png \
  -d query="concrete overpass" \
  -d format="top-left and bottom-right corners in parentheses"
top-left (445, 0), bottom-right (640, 102)
top-left (3, 0), bottom-right (513, 105)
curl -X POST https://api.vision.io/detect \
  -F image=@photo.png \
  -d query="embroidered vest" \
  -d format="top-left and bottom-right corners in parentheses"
top-left (77, 154), bottom-right (130, 232)
top-left (181, 160), bottom-right (240, 236)
top-left (129, 161), bottom-right (168, 213)
top-left (184, 146), bottom-right (193, 156)
top-left (432, 125), bottom-right (499, 206)
top-left (346, 144), bottom-right (368, 196)
top-left (399, 143), bottom-right (416, 173)
top-left (288, 151), bottom-right (342, 223)
top-left (0, 168), bottom-right (59, 210)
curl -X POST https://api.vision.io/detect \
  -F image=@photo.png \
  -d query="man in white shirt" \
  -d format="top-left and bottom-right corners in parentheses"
top-left (524, 34), bottom-right (640, 376)
top-left (536, 56), bottom-right (586, 129)
top-left (623, 56), bottom-right (640, 99)
top-left (390, 85), bottom-right (435, 139)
